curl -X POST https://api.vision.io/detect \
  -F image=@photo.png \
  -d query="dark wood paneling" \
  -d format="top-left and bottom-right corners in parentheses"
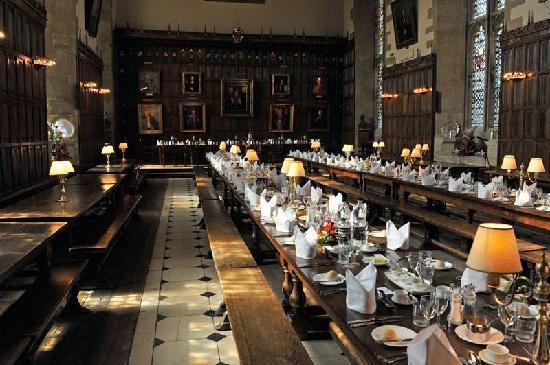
top-left (382, 54), bottom-right (436, 160)
top-left (114, 29), bottom-right (347, 153)
top-left (78, 41), bottom-right (104, 169)
top-left (0, 0), bottom-right (48, 198)
top-left (342, 41), bottom-right (354, 145)
top-left (499, 20), bottom-right (550, 167)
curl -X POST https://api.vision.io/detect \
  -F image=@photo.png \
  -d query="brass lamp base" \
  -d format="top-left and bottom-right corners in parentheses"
top-left (56, 177), bottom-right (68, 202)
top-left (56, 195), bottom-right (68, 202)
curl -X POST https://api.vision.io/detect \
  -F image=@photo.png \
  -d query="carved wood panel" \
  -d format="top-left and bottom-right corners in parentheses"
top-left (114, 29), bottom-right (347, 153)
top-left (382, 54), bottom-right (436, 160)
top-left (0, 0), bottom-right (48, 198)
top-left (499, 20), bottom-right (550, 168)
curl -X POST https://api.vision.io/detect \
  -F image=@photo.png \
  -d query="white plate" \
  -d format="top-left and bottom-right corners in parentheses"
top-left (313, 273), bottom-right (345, 286)
top-left (432, 259), bottom-right (452, 270)
top-left (370, 230), bottom-right (387, 238)
top-left (391, 295), bottom-right (417, 306)
top-left (360, 244), bottom-right (378, 253)
top-left (455, 324), bottom-right (504, 345)
top-left (281, 236), bottom-right (295, 245)
top-left (371, 325), bottom-right (417, 347)
top-left (384, 271), bottom-right (433, 294)
top-left (536, 206), bottom-right (550, 212)
top-left (297, 215), bottom-right (308, 222)
top-left (261, 217), bottom-right (275, 225)
top-left (478, 349), bottom-right (516, 365)
top-left (363, 255), bottom-right (389, 266)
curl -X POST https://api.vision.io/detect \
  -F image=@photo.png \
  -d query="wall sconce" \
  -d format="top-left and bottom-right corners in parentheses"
top-left (98, 88), bottom-right (111, 95)
top-left (503, 72), bottom-right (526, 81)
top-left (83, 81), bottom-right (98, 89)
top-left (0, 30), bottom-right (5, 39)
top-left (89, 88), bottom-right (99, 93)
top-left (412, 87), bottom-right (432, 94)
top-left (33, 57), bottom-right (56, 68)
top-left (381, 92), bottom-right (399, 99)
top-left (17, 54), bottom-right (32, 64)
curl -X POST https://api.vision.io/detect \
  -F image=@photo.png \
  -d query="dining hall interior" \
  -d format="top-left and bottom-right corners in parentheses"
top-left (0, 0), bottom-right (550, 364)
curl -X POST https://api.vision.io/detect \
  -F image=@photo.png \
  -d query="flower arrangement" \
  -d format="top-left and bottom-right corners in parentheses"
top-left (317, 219), bottom-right (337, 245)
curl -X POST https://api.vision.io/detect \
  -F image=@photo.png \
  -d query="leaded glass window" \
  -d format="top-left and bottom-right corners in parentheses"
top-left (375, 0), bottom-right (385, 129)
top-left (471, 26), bottom-right (486, 127)
top-left (491, 23), bottom-right (504, 130)
top-left (473, 0), bottom-right (487, 19)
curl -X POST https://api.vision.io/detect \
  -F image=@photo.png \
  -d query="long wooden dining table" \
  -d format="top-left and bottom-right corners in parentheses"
top-left (209, 162), bottom-right (532, 365)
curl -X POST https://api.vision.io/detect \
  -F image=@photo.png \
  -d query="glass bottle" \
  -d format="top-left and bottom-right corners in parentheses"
top-left (462, 285), bottom-right (477, 323)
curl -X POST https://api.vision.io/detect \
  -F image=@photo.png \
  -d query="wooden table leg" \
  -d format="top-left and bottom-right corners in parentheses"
top-left (289, 272), bottom-right (308, 340)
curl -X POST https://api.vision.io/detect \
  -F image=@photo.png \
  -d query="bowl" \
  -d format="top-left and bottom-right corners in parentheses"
top-left (486, 344), bottom-right (510, 363)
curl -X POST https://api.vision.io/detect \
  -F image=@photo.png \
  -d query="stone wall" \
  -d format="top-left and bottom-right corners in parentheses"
top-left (507, 0), bottom-right (550, 30)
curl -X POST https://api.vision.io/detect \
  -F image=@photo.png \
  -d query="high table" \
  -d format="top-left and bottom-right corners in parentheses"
top-left (0, 222), bottom-right (67, 285)
top-left (84, 159), bottom-right (135, 175)
top-left (210, 162), bottom-right (531, 365)
top-left (65, 173), bottom-right (127, 186)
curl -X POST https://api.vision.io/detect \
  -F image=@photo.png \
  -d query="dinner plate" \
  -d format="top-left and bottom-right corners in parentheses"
top-left (370, 230), bottom-right (387, 238)
top-left (493, 196), bottom-right (510, 202)
top-left (363, 255), bottom-right (389, 266)
top-left (281, 236), bottom-right (295, 245)
top-left (455, 324), bottom-right (504, 345)
top-left (536, 206), bottom-right (550, 212)
top-left (371, 325), bottom-right (417, 347)
top-left (312, 273), bottom-right (345, 286)
top-left (478, 349), bottom-right (516, 365)
top-left (391, 295), bottom-right (417, 306)
top-left (360, 244), bottom-right (378, 253)
top-left (432, 259), bottom-right (452, 270)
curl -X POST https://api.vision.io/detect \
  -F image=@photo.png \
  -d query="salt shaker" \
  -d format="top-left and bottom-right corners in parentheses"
top-left (448, 288), bottom-right (463, 326)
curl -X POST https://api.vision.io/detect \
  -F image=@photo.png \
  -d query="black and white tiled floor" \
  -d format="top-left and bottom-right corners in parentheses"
top-left (129, 179), bottom-right (238, 365)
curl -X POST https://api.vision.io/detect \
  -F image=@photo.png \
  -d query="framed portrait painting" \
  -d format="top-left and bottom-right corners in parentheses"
top-left (391, 0), bottom-right (418, 49)
top-left (272, 73), bottom-right (290, 97)
top-left (269, 103), bottom-right (294, 133)
top-left (138, 104), bottom-right (163, 134)
top-left (308, 105), bottom-right (329, 131)
top-left (221, 79), bottom-right (254, 117)
top-left (311, 73), bottom-right (327, 99)
top-left (180, 102), bottom-right (206, 133)
top-left (139, 70), bottom-right (160, 96)
top-left (182, 72), bottom-right (202, 95)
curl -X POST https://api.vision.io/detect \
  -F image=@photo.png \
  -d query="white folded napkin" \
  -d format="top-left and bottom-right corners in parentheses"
top-left (385, 164), bottom-right (398, 177)
top-left (356, 161), bottom-right (365, 172)
top-left (346, 264), bottom-right (377, 314)
top-left (311, 187), bottom-right (323, 205)
top-left (235, 174), bottom-right (245, 193)
top-left (460, 172), bottom-right (472, 184)
top-left (328, 193), bottom-right (343, 215)
top-left (448, 177), bottom-right (463, 192)
top-left (421, 173), bottom-right (436, 186)
top-left (407, 325), bottom-right (461, 365)
top-left (295, 226), bottom-right (318, 259)
top-left (440, 168), bottom-right (449, 177)
top-left (386, 221), bottom-right (410, 250)
top-left (369, 163), bottom-right (380, 174)
top-left (523, 182), bottom-right (537, 195)
top-left (260, 194), bottom-right (277, 219)
top-left (477, 182), bottom-right (494, 199)
top-left (515, 189), bottom-right (534, 207)
top-left (275, 207), bottom-right (296, 233)
top-left (461, 268), bottom-right (488, 293)
top-left (296, 181), bottom-right (311, 198)
top-left (402, 170), bottom-right (417, 182)
top-left (419, 166), bottom-right (431, 177)
top-left (491, 175), bottom-right (504, 185)
top-left (245, 184), bottom-right (261, 207)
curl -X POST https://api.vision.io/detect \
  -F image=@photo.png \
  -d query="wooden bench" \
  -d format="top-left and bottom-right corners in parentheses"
top-left (69, 194), bottom-right (142, 287)
top-left (307, 175), bottom-right (547, 265)
top-left (0, 259), bottom-right (88, 364)
top-left (197, 176), bottom-right (312, 365)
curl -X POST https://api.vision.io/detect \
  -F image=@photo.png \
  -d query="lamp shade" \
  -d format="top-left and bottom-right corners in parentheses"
top-left (527, 158), bottom-right (545, 173)
top-left (287, 161), bottom-right (305, 178)
top-left (378, 141), bottom-right (385, 148)
top-left (230, 145), bottom-right (241, 155)
top-left (281, 158), bottom-right (294, 175)
top-left (466, 223), bottom-right (522, 274)
top-left (501, 155), bottom-right (517, 171)
top-left (119, 142), bottom-right (128, 151)
top-left (245, 149), bottom-right (259, 162)
top-left (219, 141), bottom-right (227, 151)
top-left (401, 148), bottom-right (411, 158)
top-left (342, 144), bottom-right (354, 153)
top-left (372, 141), bottom-right (379, 148)
top-left (411, 148), bottom-right (422, 158)
top-left (101, 145), bottom-right (114, 155)
top-left (414, 144), bottom-right (422, 150)
top-left (422, 143), bottom-right (429, 151)
top-left (49, 160), bottom-right (74, 176)
top-left (311, 140), bottom-right (321, 149)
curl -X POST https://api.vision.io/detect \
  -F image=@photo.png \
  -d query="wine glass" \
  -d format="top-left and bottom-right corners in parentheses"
top-left (408, 252), bottom-right (420, 274)
top-left (420, 294), bottom-right (437, 324)
top-left (498, 304), bottom-right (516, 342)
top-left (435, 285), bottom-right (452, 328)
top-left (418, 260), bottom-right (435, 286)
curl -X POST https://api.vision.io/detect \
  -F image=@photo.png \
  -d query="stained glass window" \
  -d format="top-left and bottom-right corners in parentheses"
top-left (491, 23), bottom-right (504, 131)
top-left (496, 0), bottom-right (505, 10)
top-left (375, 0), bottom-right (385, 129)
top-left (473, 0), bottom-right (487, 18)
top-left (470, 26), bottom-right (486, 127)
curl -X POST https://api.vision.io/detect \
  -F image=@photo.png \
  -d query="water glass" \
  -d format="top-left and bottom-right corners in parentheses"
top-left (419, 250), bottom-right (432, 262)
top-left (498, 304), bottom-right (516, 342)
top-left (408, 252), bottom-right (420, 273)
top-left (435, 285), bottom-right (452, 328)
top-left (515, 314), bottom-right (537, 343)
top-left (337, 243), bottom-right (352, 266)
top-left (417, 260), bottom-right (435, 286)
top-left (413, 301), bottom-right (430, 328)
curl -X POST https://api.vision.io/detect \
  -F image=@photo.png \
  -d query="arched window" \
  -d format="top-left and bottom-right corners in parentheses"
top-left (467, 0), bottom-right (504, 132)
top-left (375, 0), bottom-right (385, 129)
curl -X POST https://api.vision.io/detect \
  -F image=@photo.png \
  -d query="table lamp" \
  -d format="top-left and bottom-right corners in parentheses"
top-left (414, 144), bottom-right (422, 150)
top-left (342, 144), bottom-right (354, 159)
top-left (410, 147), bottom-right (422, 163)
top-left (420, 144), bottom-right (429, 164)
top-left (119, 142), bottom-right (128, 162)
top-left (281, 158), bottom-right (294, 175)
top-left (101, 144), bottom-right (115, 167)
top-left (501, 155), bottom-right (517, 173)
top-left (49, 160), bottom-right (74, 202)
top-left (401, 148), bottom-right (411, 165)
top-left (287, 161), bottom-right (305, 202)
top-left (466, 223), bottom-right (549, 365)
top-left (245, 149), bottom-right (259, 163)
top-left (527, 157), bottom-right (545, 179)
top-left (311, 140), bottom-right (321, 152)
top-left (219, 141), bottom-right (227, 152)
top-left (373, 141), bottom-right (384, 159)
top-left (230, 145), bottom-right (241, 155)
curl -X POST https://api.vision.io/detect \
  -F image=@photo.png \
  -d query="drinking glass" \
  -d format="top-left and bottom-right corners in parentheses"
top-left (498, 304), bottom-right (516, 342)
top-left (417, 260), bottom-right (435, 286)
top-left (337, 243), bottom-right (352, 266)
top-left (408, 252), bottom-right (420, 274)
top-left (413, 301), bottom-right (430, 328)
top-left (435, 285), bottom-right (452, 328)
top-left (515, 314), bottom-right (537, 343)
top-left (419, 250), bottom-right (432, 262)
